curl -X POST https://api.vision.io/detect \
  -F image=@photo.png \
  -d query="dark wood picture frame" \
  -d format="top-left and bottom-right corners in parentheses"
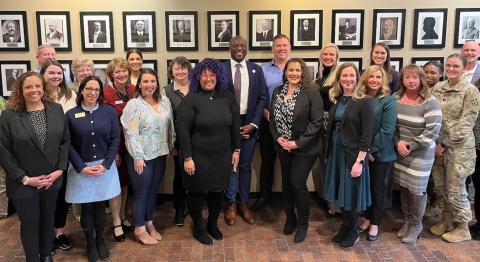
top-left (207, 11), bottom-right (239, 51)
top-left (165, 11), bottom-right (198, 51)
top-left (390, 57), bottom-right (404, 72)
top-left (372, 9), bottom-right (406, 49)
top-left (339, 57), bottom-right (363, 71)
top-left (0, 11), bottom-right (29, 51)
top-left (290, 10), bottom-right (323, 50)
top-left (57, 59), bottom-right (74, 83)
top-left (331, 9), bottom-right (364, 50)
top-left (412, 9), bottom-right (447, 49)
top-left (453, 8), bottom-right (480, 48)
top-left (122, 11), bottom-right (156, 52)
top-left (249, 10), bottom-right (281, 50)
top-left (80, 12), bottom-right (115, 52)
top-left (36, 11), bottom-right (72, 51)
top-left (0, 60), bottom-right (31, 96)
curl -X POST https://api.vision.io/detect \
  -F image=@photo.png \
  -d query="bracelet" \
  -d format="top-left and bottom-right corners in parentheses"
top-left (22, 176), bottom-right (30, 186)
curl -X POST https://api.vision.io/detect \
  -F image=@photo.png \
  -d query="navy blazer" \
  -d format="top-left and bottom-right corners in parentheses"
top-left (0, 101), bottom-right (70, 199)
top-left (223, 60), bottom-right (267, 128)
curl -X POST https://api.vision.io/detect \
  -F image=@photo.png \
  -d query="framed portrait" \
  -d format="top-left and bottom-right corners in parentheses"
top-left (413, 9), bottom-right (447, 49)
top-left (339, 57), bottom-right (363, 71)
top-left (331, 10), bottom-right (364, 49)
top-left (92, 60), bottom-right (110, 86)
top-left (372, 9), bottom-right (405, 49)
top-left (122, 11), bottom-right (156, 51)
top-left (0, 60), bottom-right (31, 96)
top-left (411, 57), bottom-right (444, 68)
top-left (249, 11), bottom-right (281, 50)
top-left (57, 60), bottom-right (74, 83)
top-left (390, 57), bottom-right (404, 72)
top-left (166, 59), bottom-right (198, 83)
top-left (0, 11), bottom-right (29, 51)
top-left (80, 12), bottom-right (114, 52)
top-left (36, 11), bottom-right (71, 51)
top-left (454, 8), bottom-right (480, 48)
top-left (207, 11), bottom-right (239, 51)
top-left (290, 10), bottom-right (322, 50)
top-left (142, 59), bottom-right (158, 72)
top-left (302, 58), bottom-right (320, 80)
top-left (165, 11), bottom-right (198, 51)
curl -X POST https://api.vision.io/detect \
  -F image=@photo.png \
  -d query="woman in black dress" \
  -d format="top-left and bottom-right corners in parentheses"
top-left (176, 58), bottom-right (240, 245)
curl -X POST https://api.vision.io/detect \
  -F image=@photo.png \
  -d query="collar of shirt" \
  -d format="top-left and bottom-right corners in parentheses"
top-left (173, 81), bottom-right (188, 92)
top-left (136, 31), bottom-right (144, 35)
top-left (230, 58), bottom-right (247, 71)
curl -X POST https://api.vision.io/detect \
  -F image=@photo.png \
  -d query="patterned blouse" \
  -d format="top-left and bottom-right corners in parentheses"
top-left (273, 84), bottom-right (300, 140)
top-left (27, 109), bottom-right (47, 149)
top-left (121, 96), bottom-right (175, 161)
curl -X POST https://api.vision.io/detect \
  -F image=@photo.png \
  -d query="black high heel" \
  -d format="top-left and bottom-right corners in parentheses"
top-left (113, 225), bottom-right (125, 242)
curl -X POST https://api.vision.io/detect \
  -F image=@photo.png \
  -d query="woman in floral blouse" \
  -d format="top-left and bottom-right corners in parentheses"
top-left (121, 68), bottom-right (175, 245)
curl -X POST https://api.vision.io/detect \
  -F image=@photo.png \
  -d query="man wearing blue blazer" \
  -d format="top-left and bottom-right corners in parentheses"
top-left (223, 36), bottom-right (267, 226)
top-left (461, 41), bottom-right (480, 84)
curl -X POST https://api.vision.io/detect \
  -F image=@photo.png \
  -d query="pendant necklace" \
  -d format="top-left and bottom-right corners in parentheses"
top-left (209, 90), bottom-right (214, 100)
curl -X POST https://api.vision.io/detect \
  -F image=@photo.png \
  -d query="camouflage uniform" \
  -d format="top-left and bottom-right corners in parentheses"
top-left (431, 79), bottom-right (480, 223)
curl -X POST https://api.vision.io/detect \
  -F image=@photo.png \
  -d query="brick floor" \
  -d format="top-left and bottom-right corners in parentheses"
top-left (0, 201), bottom-right (479, 262)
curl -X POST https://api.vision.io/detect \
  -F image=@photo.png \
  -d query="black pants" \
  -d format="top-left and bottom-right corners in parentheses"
top-left (472, 149), bottom-right (480, 225)
top-left (173, 155), bottom-right (186, 212)
top-left (80, 201), bottom-right (106, 245)
top-left (11, 189), bottom-right (59, 262)
top-left (186, 192), bottom-right (223, 226)
top-left (278, 152), bottom-right (316, 224)
top-left (259, 119), bottom-right (277, 200)
top-left (54, 171), bottom-right (69, 229)
top-left (366, 161), bottom-right (393, 225)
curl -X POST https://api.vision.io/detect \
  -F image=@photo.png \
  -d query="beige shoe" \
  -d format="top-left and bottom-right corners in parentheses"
top-left (441, 222), bottom-right (471, 243)
top-left (146, 225), bottom-right (163, 241)
top-left (135, 230), bottom-right (158, 245)
top-left (430, 211), bottom-right (454, 236)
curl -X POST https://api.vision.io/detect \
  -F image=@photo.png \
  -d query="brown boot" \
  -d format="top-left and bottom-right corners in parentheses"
top-left (441, 222), bottom-right (472, 243)
top-left (237, 203), bottom-right (255, 224)
top-left (430, 211), bottom-right (454, 236)
top-left (224, 202), bottom-right (236, 226)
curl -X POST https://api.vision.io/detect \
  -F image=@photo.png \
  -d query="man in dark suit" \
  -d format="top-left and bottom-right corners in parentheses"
top-left (256, 20), bottom-right (273, 41)
top-left (131, 20), bottom-right (149, 42)
top-left (223, 36), bottom-right (267, 226)
top-left (339, 19), bottom-right (356, 40)
top-left (45, 22), bottom-right (63, 44)
top-left (298, 19), bottom-right (315, 41)
top-left (89, 21), bottom-right (107, 43)
top-left (6, 69), bottom-right (20, 91)
top-left (173, 20), bottom-right (190, 42)
top-left (2, 21), bottom-right (21, 43)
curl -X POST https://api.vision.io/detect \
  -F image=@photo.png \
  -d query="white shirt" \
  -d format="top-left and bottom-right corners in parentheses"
top-left (230, 58), bottom-right (249, 115)
top-left (463, 62), bottom-right (479, 83)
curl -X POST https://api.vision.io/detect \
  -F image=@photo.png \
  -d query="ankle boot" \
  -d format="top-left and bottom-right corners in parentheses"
top-left (430, 210), bottom-right (454, 236)
top-left (207, 219), bottom-right (223, 240)
top-left (340, 226), bottom-right (359, 248)
top-left (442, 222), bottom-right (472, 243)
top-left (193, 220), bottom-right (213, 245)
top-left (332, 213), bottom-right (349, 243)
top-left (294, 218), bottom-right (308, 243)
top-left (86, 242), bottom-right (100, 262)
top-left (401, 193), bottom-right (427, 244)
top-left (397, 188), bottom-right (410, 238)
top-left (283, 208), bottom-right (297, 235)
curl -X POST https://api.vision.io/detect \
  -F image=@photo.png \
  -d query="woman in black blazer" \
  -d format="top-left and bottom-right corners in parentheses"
top-left (323, 63), bottom-right (375, 248)
top-left (0, 72), bottom-right (69, 262)
top-left (270, 58), bottom-right (324, 243)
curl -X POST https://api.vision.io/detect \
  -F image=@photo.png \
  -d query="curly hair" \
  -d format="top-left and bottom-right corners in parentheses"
top-left (329, 62), bottom-right (361, 103)
top-left (396, 64), bottom-right (431, 101)
top-left (7, 72), bottom-right (52, 112)
top-left (189, 58), bottom-right (228, 93)
top-left (283, 58), bottom-right (314, 89)
top-left (106, 57), bottom-right (131, 84)
top-left (40, 60), bottom-right (73, 100)
top-left (357, 65), bottom-right (390, 99)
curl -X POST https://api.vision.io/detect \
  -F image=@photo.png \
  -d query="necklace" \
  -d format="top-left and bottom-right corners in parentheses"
top-left (209, 90), bottom-right (214, 100)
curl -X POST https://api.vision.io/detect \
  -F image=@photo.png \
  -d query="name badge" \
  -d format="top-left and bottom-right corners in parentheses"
top-left (114, 100), bottom-right (124, 105)
top-left (74, 112), bottom-right (86, 118)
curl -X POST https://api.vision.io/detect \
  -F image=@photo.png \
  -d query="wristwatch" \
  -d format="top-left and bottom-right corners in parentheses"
top-left (356, 159), bottom-right (365, 165)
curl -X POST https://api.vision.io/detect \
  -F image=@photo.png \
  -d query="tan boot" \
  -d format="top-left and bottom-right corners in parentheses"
top-left (441, 222), bottom-right (472, 243)
top-left (430, 211), bottom-right (454, 236)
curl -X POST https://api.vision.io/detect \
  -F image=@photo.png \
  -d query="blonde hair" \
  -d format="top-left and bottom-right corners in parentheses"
top-left (106, 57), bottom-right (131, 84)
top-left (396, 64), bottom-right (431, 101)
top-left (318, 43), bottom-right (340, 87)
top-left (72, 57), bottom-right (94, 80)
top-left (357, 65), bottom-right (390, 99)
top-left (329, 62), bottom-right (363, 103)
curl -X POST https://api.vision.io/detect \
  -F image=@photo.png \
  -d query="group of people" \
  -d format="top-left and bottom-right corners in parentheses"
top-left (0, 34), bottom-right (480, 261)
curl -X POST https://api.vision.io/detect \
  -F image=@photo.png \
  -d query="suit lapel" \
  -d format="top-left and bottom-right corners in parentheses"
top-left (246, 62), bottom-right (256, 113)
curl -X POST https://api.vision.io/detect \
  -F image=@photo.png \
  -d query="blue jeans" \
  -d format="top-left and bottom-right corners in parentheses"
top-left (126, 154), bottom-right (166, 227)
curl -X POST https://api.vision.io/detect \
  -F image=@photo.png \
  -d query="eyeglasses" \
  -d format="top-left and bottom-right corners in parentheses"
top-left (84, 87), bottom-right (101, 93)
top-left (200, 73), bottom-right (216, 79)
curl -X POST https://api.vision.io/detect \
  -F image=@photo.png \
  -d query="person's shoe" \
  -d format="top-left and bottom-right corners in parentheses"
top-left (397, 221), bottom-right (410, 238)
top-left (207, 222), bottom-right (223, 240)
top-left (224, 202), bottom-right (236, 226)
top-left (401, 224), bottom-right (422, 244)
top-left (175, 210), bottom-right (185, 227)
top-left (121, 218), bottom-right (134, 232)
top-left (283, 210), bottom-right (297, 235)
top-left (367, 233), bottom-right (379, 241)
top-left (340, 228), bottom-right (360, 248)
top-left (250, 197), bottom-right (269, 211)
top-left (430, 220), bottom-right (454, 236)
top-left (86, 243), bottom-right (100, 262)
top-left (134, 230), bottom-right (159, 245)
top-left (441, 222), bottom-right (472, 243)
top-left (146, 224), bottom-right (163, 241)
top-left (193, 223), bottom-right (213, 245)
top-left (332, 224), bottom-right (349, 243)
top-left (96, 238), bottom-right (110, 261)
top-left (293, 224), bottom-right (308, 243)
top-left (237, 203), bottom-right (255, 224)
top-left (112, 225), bottom-right (125, 242)
top-left (54, 234), bottom-right (72, 251)
top-left (40, 256), bottom-right (53, 262)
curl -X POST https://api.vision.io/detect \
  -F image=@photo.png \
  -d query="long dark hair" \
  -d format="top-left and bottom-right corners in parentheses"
top-left (76, 76), bottom-right (104, 106)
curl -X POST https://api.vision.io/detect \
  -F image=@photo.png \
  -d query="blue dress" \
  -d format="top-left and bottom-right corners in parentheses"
top-left (323, 96), bottom-right (371, 212)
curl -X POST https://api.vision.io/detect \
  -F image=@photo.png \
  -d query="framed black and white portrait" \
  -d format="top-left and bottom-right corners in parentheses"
top-left (57, 60), bottom-right (74, 83)
top-left (413, 9), bottom-right (447, 49)
top-left (92, 60), bottom-right (110, 86)
top-left (142, 59), bottom-right (158, 72)
top-left (122, 12), bottom-right (156, 51)
top-left (166, 59), bottom-right (198, 83)
top-left (80, 12), bottom-right (114, 52)
top-left (0, 60), bottom-right (31, 96)
top-left (302, 58), bottom-right (320, 80)
top-left (390, 57), bottom-right (404, 72)
top-left (207, 11), bottom-right (239, 51)
top-left (411, 57), bottom-right (444, 68)
top-left (36, 11), bottom-right (71, 51)
top-left (0, 11), bottom-right (28, 51)
top-left (454, 8), bottom-right (480, 48)
top-left (332, 10), bottom-right (364, 49)
top-left (372, 9), bottom-right (405, 49)
top-left (249, 11), bottom-right (281, 50)
top-left (339, 58), bottom-right (363, 71)
top-left (290, 10), bottom-right (322, 50)
top-left (165, 11), bottom-right (198, 51)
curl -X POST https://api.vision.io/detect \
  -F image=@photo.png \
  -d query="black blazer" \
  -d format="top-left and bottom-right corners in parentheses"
top-left (270, 86), bottom-right (324, 156)
top-left (326, 97), bottom-right (375, 167)
top-left (0, 101), bottom-right (70, 199)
